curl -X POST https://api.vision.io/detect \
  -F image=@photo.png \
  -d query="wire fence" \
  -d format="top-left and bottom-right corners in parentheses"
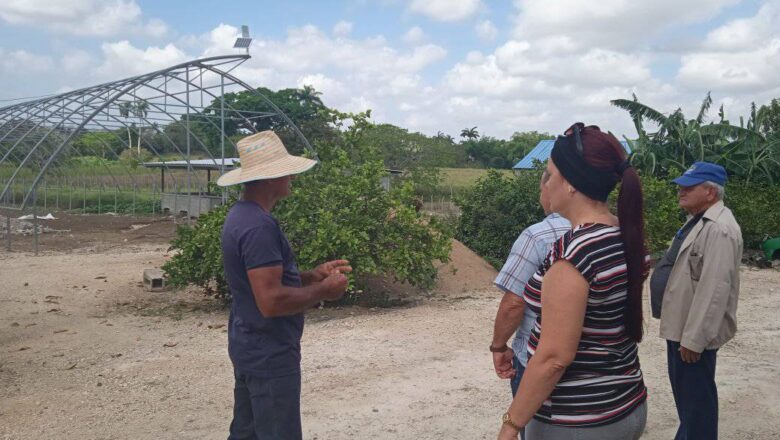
top-left (0, 175), bottom-right (230, 255)
top-left (0, 173), bottom-right (227, 214)
top-left (421, 193), bottom-right (460, 218)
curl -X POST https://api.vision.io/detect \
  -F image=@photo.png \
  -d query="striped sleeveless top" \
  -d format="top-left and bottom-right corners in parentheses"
top-left (523, 223), bottom-right (647, 427)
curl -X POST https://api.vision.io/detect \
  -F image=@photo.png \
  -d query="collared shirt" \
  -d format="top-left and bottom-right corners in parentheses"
top-left (494, 213), bottom-right (570, 367)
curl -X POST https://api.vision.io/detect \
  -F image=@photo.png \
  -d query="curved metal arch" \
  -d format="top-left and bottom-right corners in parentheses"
top-left (0, 82), bottom-right (125, 203)
top-left (2, 58), bottom-right (218, 202)
top-left (0, 55), bottom-right (311, 211)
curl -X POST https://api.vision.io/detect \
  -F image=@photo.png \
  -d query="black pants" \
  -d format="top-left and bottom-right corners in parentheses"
top-left (667, 340), bottom-right (718, 440)
top-left (228, 370), bottom-right (302, 440)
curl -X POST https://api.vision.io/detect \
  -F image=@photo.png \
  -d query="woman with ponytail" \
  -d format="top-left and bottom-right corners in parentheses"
top-left (497, 123), bottom-right (649, 440)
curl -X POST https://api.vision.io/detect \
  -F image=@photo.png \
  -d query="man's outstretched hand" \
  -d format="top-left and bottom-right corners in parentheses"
top-left (320, 272), bottom-right (349, 301)
top-left (309, 260), bottom-right (352, 283)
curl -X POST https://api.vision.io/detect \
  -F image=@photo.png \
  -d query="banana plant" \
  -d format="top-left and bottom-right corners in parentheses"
top-left (612, 93), bottom-right (780, 183)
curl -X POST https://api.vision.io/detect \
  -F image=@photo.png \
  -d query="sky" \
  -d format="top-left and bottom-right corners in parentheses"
top-left (1, 0), bottom-right (779, 140)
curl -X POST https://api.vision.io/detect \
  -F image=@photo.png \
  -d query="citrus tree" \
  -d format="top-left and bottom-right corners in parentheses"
top-left (163, 111), bottom-right (453, 301)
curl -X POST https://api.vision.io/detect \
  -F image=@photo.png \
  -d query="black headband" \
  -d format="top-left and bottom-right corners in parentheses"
top-left (550, 135), bottom-right (620, 202)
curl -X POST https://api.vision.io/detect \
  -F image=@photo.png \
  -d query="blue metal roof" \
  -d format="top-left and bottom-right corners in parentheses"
top-left (513, 139), bottom-right (631, 170)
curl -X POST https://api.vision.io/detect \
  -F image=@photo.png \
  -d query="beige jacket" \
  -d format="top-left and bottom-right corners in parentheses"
top-left (659, 201), bottom-right (743, 352)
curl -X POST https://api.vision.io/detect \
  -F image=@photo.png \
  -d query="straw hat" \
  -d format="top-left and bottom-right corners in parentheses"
top-left (216, 131), bottom-right (317, 186)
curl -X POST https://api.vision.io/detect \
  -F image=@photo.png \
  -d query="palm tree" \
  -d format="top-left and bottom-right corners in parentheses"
top-left (436, 131), bottom-right (455, 143)
top-left (133, 100), bottom-right (149, 155)
top-left (297, 85), bottom-right (323, 107)
top-left (460, 126), bottom-right (479, 141)
top-left (118, 101), bottom-right (134, 150)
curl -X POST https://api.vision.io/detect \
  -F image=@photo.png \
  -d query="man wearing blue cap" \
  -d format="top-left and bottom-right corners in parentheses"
top-left (650, 161), bottom-right (743, 440)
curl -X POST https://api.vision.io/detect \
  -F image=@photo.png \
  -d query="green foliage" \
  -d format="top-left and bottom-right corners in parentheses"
top-left (163, 112), bottom-right (453, 301)
top-left (118, 148), bottom-right (154, 169)
top-left (70, 131), bottom-right (124, 159)
top-left (506, 131), bottom-right (552, 164)
top-left (455, 170), bottom-right (545, 268)
top-left (63, 155), bottom-right (109, 168)
top-left (163, 203), bottom-right (231, 299)
top-left (612, 93), bottom-right (780, 184)
top-left (460, 126), bottom-right (479, 141)
top-left (195, 86), bottom-right (336, 156)
top-left (640, 176), bottom-right (684, 254)
top-left (463, 136), bottom-right (513, 168)
top-left (455, 169), bottom-right (780, 267)
top-left (725, 182), bottom-right (780, 249)
top-left (362, 123), bottom-right (466, 170)
top-left (77, 197), bottom-right (161, 215)
top-left (462, 131), bottom-right (552, 169)
top-left (758, 98), bottom-right (780, 136)
top-left (641, 178), bottom-right (780, 251)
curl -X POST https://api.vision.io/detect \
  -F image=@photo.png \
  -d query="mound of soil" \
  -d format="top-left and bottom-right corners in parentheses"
top-left (434, 239), bottom-right (498, 295)
top-left (358, 239), bottom-right (498, 303)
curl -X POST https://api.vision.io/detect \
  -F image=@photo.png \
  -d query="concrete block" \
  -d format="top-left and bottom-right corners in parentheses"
top-left (143, 269), bottom-right (166, 291)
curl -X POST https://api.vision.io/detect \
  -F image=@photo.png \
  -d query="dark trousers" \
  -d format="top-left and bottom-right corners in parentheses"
top-left (667, 340), bottom-right (718, 440)
top-left (228, 370), bottom-right (302, 440)
top-left (510, 356), bottom-right (527, 440)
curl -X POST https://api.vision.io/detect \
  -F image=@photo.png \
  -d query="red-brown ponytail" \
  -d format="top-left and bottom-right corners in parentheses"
top-left (578, 126), bottom-right (648, 343)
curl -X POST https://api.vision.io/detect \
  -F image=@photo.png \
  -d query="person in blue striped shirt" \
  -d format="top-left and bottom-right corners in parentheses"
top-left (490, 169), bottom-right (571, 440)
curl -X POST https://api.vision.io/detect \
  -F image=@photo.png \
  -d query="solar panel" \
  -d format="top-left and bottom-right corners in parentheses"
top-left (241, 25), bottom-right (250, 38)
top-left (233, 37), bottom-right (252, 48)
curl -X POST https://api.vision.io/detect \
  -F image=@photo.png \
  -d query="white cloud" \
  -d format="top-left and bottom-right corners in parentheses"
top-left (60, 50), bottom-right (94, 74)
top-left (703, 1), bottom-right (780, 51)
top-left (190, 23), bottom-right (448, 125)
top-left (678, 41), bottom-right (780, 93)
top-left (4, 2), bottom-right (779, 143)
top-left (96, 40), bottom-right (188, 78)
top-left (513, 0), bottom-right (740, 51)
top-left (297, 73), bottom-right (346, 99)
top-left (0, 0), bottom-right (167, 37)
top-left (333, 20), bottom-right (353, 37)
top-left (445, 54), bottom-right (524, 97)
top-left (0, 48), bottom-right (54, 74)
top-left (678, 2), bottom-right (780, 96)
top-left (402, 26), bottom-right (426, 45)
top-left (475, 20), bottom-right (498, 41)
top-left (144, 18), bottom-right (168, 38)
top-left (213, 25), bottom-right (446, 78)
top-left (408, 0), bottom-right (482, 22)
top-left (199, 23), bottom-right (242, 57)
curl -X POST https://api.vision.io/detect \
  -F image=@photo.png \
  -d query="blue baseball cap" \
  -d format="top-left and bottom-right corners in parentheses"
top-left (672, 161), bottom-right (727, 187)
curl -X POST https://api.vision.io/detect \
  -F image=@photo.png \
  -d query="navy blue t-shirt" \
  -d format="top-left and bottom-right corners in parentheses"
top-left (222, 200), bottom-right (303, 378)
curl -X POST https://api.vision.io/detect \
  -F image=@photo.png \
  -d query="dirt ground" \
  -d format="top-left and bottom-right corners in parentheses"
top-left (1, 214), bottom-right (779, 439)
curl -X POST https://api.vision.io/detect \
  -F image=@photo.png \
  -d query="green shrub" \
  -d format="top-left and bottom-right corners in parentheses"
top-left (642, 177), bottom-right (780, 251)
top-left (163, 113), bottom-right (453, 302)
top-left (726, 182), bottom-right (780, 248)
top-left (455, 170), bottom-right (779, 266)
top-left (118, 148), bottom-right (154, 169)
top-left (455, 170), bottom-right (545, 268)
top-left (163, 203), bottom-right (230, 298)
top-left (640, 176), bottom-right (684, 254)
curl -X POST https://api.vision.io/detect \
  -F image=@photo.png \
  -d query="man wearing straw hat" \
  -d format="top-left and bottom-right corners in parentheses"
top-left (218, 131), bottom-right (351, 440)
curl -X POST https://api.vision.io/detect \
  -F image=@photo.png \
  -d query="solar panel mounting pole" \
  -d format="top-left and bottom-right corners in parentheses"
top-left (220, 75), bottom-right (226, 203)
top-left (32, 188), bottom-right (38, 256)
top-left (186, 66), bottom-right (191, 225)
top-left (5, 190), bottom-right (10, 251)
